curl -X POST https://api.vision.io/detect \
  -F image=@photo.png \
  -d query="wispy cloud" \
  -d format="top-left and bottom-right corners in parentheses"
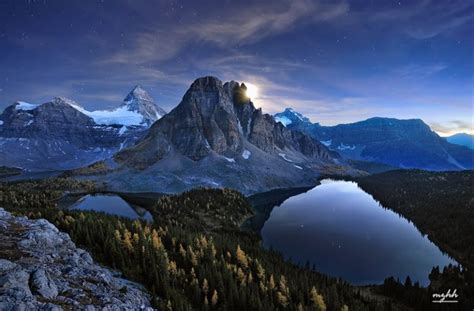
top-left (430, 120), bottom-right (474, 136)
top-left (370, 0), bottom-right (473, 39)
top-left (104, 0), bottom-right (348, 65)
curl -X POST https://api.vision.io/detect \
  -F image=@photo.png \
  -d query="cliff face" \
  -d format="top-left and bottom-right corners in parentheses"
top-left (116, 76), bottom-right (333, 167)
top-left (0, 208), bottom-right (152, 310)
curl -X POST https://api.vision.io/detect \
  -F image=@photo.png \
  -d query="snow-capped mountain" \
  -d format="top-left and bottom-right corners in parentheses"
top-left (68, 85), bottom-right (166, 127)
top-left (87, 77), bottom-right (350, 195)
top-left (122, 85), bottom-right (167, 126)
top-left (0, 86), bottom-right (165, 171)
top-left (274, 108), bottom-right (313, 127)
top-left (274, 108), bottom-right (474, 171)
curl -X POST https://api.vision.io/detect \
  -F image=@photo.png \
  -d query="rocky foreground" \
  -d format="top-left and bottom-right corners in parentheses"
top-left (0, 208), bottom-right (152, 310)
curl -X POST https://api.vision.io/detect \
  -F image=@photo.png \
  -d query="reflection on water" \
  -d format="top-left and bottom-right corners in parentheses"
top-left (261, 179), bottom-right (457, 286)
top-left (71, 194), bottom-right (153, 222)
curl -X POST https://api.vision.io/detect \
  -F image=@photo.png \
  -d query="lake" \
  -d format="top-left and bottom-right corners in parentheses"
top-left (70, 194), bottom-right (154, 222)
top-left (261, 179), bottom-right (456, 286)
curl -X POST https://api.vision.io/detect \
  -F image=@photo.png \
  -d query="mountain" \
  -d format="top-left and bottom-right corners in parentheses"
top-left (122, 85), bottom-right (167, 126)
top-left (274, 109), bottom-right (474, 171)
top-left (0, 87), bottom-right (165, 171)
top-left (95, 77), bottom-right (348, 195)
top-left (71, 85), bottom-right (166, 127)
top-left (446, 133), bottom-right (474, 150)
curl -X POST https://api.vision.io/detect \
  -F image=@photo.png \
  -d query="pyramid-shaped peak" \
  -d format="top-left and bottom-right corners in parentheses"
top-left (123, 85), bottom-right (166, 125)
top-left (126, 85), bottom-right (153, 101)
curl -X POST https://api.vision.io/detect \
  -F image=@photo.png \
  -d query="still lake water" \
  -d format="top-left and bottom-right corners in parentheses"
top-left (71, 194), bottom-right (153, 222)
top-left (261, 179), bottom-right (456, 286)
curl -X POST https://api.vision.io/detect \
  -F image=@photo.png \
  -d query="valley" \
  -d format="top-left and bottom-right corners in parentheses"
top-left (2, 1), bottom-right (472, 309)
top-left (1, 168), bottom-right (472, 309)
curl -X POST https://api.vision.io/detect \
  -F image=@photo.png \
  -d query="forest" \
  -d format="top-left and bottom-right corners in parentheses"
top-left (2, 172), bottom-right (472, 310)
top-left (356, 170), bottom-right (474, 310)
top-left (0, 177), bottom-right (404, 310)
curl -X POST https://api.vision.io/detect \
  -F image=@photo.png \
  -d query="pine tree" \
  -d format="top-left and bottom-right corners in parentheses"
top-left (211, 289), bottom-right (219, 306)
top-left (236, 245), bottom-right (248, 268)
top-left (310, 286), bottom-right (326, 311)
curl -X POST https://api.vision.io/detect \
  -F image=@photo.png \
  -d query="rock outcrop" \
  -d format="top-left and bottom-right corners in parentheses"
top-left (0, 208), bottom-right (152, 310)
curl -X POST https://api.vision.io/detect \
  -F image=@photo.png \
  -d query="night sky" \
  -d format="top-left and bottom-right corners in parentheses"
top-left (0, 0), bottom-right (472, 135)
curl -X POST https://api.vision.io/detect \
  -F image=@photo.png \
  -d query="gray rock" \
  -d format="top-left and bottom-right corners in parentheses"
top-left (30, 268), bottom-right (58, 299)
top-left (0, 269), bottom-right (33, 301)
top-left (0, 208), bottom-right (152, 309)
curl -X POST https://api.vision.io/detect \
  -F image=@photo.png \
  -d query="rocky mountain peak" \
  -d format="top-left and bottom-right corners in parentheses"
top-left (188, 76), bottom-right (223, 92)
top-left (274, 108), bottom-right (312, 127)
top-left (116, 76), bottom-right (334, 168)
top-left (122, 85), bottom-right (166, 126)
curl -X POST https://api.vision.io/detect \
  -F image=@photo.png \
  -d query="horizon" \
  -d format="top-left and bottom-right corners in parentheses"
top-left (1, 0), bottom-right (472, 136)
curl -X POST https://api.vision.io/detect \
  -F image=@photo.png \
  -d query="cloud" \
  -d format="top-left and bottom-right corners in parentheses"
top-left (104, 0), bottom-right (348, 65)
top-left (394, 63), bottom-right (447, 78)
top-left (371, 0), bottom-right (473, 39)
top-left (430, 120), bottom-right (474, 136)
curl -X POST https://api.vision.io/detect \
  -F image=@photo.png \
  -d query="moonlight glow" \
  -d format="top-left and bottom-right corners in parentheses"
top-left (245, 83), bottom-right (259, 99)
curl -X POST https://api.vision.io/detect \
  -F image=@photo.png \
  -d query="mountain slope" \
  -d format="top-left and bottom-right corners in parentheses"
top-left (446, 133), bottom-right (474, 150)
top-left (274, 109), bottom-right (474, 171)
top-left (0, 86), bottom-right (165, 171)
top-left (101, 77), bottom-right (346, 195)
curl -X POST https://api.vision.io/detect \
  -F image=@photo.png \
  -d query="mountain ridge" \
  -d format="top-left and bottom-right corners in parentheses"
top-left (274, 108), bottom-right (474, 171)
top-left (0, 86), bottom-right (164, 171)
top-left (446, 133), bottom-right (474, 150)
top-left (94, 76), bottom-right (349, 195)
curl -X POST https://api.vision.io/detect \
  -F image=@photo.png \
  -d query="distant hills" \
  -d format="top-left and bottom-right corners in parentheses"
top-left (446, 133), bottom-right (474, 150)
top-left (274, 108), bottom-right (474, 171)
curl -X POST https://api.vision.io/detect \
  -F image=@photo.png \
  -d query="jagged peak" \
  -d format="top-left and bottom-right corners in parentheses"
top-left (188, 76), bottom-right (224, 92)
top-left (275, 108), bottom-right (311, 126)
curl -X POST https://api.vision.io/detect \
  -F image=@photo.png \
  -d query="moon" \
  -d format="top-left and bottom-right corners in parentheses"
top-left (245, 83), bottom-right (259, 99)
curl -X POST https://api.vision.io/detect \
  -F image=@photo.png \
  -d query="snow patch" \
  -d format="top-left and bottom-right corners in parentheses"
top-left (25, 120), bottom-right (34, 126)
top-left (278, 153), bottom-right (293, 162)
top-left (0, 120), bottom-right (3, 126)
top-left (79, 106), bottom-right (144, 126)
top-left (274, 116), bottom-right (292, 127)
top-left (118, 125), bottom-right (128, 135)
top-left (15, 101), bottom-right (39, 111)
top-left (237, 120), bottom-right (243, 134)
top-left (61, 97), bottom-right (147, 126)
top-left (242, 150), bottom-right (251, 159)
top-left (223, 157), bottom-right (236, 163)
top-left (293, 165), bottom-right (303, 170)
top-left (320, 140), bottom-right (332, 147)
top-left (337, 143), bottom-right (356, 151)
